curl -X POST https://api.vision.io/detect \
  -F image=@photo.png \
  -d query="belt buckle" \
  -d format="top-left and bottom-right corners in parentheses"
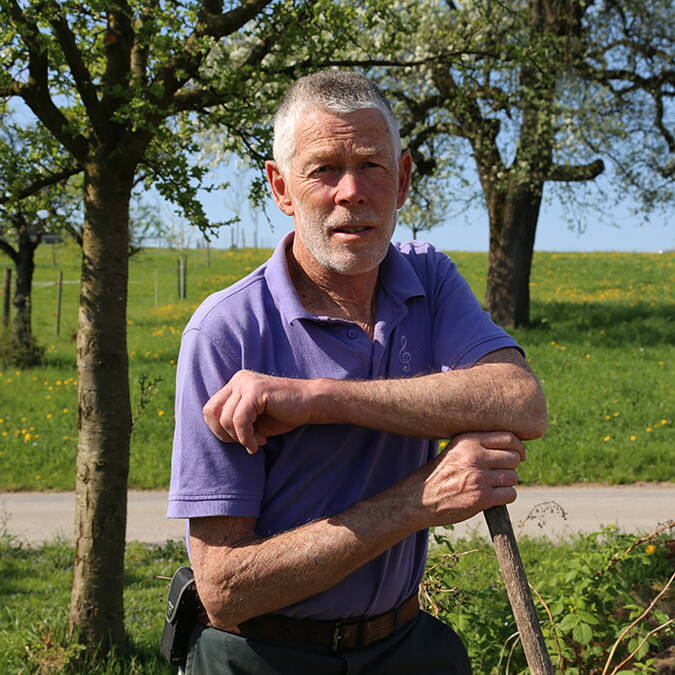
top-left (331, 618), bottom-right (359, 653)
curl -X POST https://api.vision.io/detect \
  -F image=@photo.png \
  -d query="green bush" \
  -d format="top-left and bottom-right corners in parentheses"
top-left (424, 526), bottom-right (674, 674)
top-left (0, 331), bottom-right (45, 369)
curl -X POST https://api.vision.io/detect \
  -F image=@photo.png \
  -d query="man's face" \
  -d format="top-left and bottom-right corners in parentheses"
top-left (267, 107), bottom-right (411, 278)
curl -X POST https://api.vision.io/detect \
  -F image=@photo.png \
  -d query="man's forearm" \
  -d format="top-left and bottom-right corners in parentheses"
top-left (192, 484), bottom-right (419, 628)
top-left (203, 348), bottom-right (547, 453)
top-left (192, 432), bottom-right (525, 628)
top-left (310, 358), bottom-right (546, 441)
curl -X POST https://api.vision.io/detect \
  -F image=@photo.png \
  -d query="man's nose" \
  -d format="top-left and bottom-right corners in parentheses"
top-left (335, 170), bottom-right (367, 206)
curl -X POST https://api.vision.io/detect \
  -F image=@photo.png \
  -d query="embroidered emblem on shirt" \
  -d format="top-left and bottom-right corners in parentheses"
top-left (399, 335), bottom-right (411, 372)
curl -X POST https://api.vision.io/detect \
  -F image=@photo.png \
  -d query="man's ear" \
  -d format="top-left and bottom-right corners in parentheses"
top-left (396, 151), bottom-right (413, 209)
top-left (266, 161), bottom-right (294, 216)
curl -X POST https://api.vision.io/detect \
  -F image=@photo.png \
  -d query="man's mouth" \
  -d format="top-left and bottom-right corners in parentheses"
top-left (332, 226), bottom-right (371, 234)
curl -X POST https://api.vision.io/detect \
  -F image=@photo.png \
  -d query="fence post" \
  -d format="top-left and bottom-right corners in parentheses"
top-left (177, 255), bottom-right (187, 299)
top-left (2, 268), bottom-right (11, 328)
top-left (55, 270), bottom-right (63, 336)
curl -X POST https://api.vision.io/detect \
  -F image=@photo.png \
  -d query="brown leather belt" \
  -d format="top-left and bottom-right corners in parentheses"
top-left (226, 592), bottom-right (420, 652)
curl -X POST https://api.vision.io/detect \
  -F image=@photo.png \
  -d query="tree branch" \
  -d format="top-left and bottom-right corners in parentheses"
top-left (0, 237), bottom-right (19, 264)
top-left (0, 165), bottom-right (82, 204)
top-left (203, 0), bottom-right (277, 37)
top-left (547, 159), bottom-right (604, 182)
top-left (46, 1), bottom-right (102, 122)
top-left (101, 1), bottom-right (136, 121)
top-left (6, 0), bottom-right (89, 161)
top-left (156, 0), bottom-right (275, 108)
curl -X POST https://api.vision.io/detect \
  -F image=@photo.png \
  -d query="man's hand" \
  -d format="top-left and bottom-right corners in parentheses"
top-left (410, 431), bottom-right (525, 528)
top-left (202, 370), bottom-right (316, 454)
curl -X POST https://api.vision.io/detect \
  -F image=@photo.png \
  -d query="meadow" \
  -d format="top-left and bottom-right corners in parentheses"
top-left (0, 241), bottom-right (673, 490)
top-left (0, 526), bottom-right (671, 673)
top-left (0, 242), bottom-right (673, 674)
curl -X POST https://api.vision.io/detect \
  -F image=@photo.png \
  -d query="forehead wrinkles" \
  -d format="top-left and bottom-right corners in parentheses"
top-left (293, 110), bottom-right (393, 163)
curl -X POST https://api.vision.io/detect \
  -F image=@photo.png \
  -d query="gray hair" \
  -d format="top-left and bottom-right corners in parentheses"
top-left (272, 70), bottom-right (401, 171)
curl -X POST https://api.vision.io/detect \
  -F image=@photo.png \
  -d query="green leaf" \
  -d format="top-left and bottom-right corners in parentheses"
top-left (572, 621), bottom-right (593, 645)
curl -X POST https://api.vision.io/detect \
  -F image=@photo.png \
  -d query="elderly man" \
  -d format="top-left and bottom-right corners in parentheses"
top-left (168, 70), bottom-right (547, 674)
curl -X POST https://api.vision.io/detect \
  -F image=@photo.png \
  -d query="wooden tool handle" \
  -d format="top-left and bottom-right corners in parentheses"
top-left (484, 504), bottom-right (554, 675)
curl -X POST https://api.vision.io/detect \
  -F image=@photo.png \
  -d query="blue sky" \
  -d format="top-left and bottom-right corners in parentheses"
top-left (195, 177), bottom-right (673, 253)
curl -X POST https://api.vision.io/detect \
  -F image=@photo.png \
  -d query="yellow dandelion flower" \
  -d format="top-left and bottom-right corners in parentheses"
top-left (629, 435), bottom-right (637, 441)
top-left (603, 436), bottom-right (611, 442)
top-left (157, 410), bottom-right (165, 416)
top-left (646, 427), bottom-right (653, 432)
top-left (55, 380), bottom-right (62, 385)
top-left (62, 408), bottom-right (69, 413)
top-left (645, 544), bottom-right (656, 555)
top-left (46, 414), bottom-right (54, 419)
top-left (24, 433), bottom-right (33, 442)
top-left (661, 419), bottom-right (668, 425)
top-left (613, 412), bottom-right (620, 417)
top-left (45, 395), bottom-right (51, 399)
top-left (0, 418), bottom-right (4, 424)
top-left (63, 436), bottom-right (70, 440)
top-left (20, 417), bottom-right (26, 422)
top-left (1, 431), bottom-right (8, 437)
top-left (584, 354), bottom-right (591, 359)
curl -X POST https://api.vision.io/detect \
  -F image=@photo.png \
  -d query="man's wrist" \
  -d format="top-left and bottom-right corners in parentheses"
top-left (305, 377), bottom-right (343, 425)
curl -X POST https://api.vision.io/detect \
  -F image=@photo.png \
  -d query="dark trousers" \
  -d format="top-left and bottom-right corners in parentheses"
top-left (185, 611), bottom-right (472, 674)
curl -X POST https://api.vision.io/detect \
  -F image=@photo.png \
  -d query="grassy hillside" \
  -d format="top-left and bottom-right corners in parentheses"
top-left (0, 241), bottom-right (672, 489)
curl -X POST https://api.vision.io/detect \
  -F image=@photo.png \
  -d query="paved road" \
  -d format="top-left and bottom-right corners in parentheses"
top-left (1, 485), bottom-right (673, 545)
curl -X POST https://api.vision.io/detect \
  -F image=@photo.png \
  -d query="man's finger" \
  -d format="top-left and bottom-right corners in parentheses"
top-left (490, 486), bottom-right (518, 506)
top-left (232, 394), bottom-right (261, 454)
top-left (479, 448), bottom-right (524, 469)
top-left (217, 390), bottom-right (242, 443)
top-left (490, 469), bottom-right (519, 488)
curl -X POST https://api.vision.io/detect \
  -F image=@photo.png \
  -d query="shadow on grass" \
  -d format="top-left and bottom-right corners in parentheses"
top-left (524, 300), bottom-right (674, 348)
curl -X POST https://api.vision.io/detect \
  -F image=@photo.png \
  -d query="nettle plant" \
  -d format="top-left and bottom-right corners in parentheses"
top-left (423, 521), bottom-right (673, 674)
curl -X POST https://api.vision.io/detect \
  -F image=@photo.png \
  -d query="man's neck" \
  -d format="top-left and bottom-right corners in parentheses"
top-left (286, 244), bottom-right (378, 338)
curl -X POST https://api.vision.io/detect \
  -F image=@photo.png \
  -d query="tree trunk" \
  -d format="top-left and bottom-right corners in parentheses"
top-left (70, 157), bottom-right (134, 653)
top-left (485, 183), bottom-right (543, 327)
top-left (12, 219), bottom-right (38, 347)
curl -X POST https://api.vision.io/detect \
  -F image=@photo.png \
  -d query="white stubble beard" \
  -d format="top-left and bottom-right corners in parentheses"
top-left (292, 203), bottom-right (398, 276)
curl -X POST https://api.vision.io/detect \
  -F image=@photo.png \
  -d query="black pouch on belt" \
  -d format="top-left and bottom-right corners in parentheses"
top-left (160, 566), bottom-right (201, 668)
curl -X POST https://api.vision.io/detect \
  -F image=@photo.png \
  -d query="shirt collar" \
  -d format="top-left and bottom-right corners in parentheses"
top-left (264, 232), bottom-right (426, 325)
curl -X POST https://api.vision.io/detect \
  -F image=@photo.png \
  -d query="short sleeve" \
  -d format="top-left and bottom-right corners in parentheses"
top-left (428, 251), bottom-right (521, 369)
top-left (167, 328), bottom-right (265, 518)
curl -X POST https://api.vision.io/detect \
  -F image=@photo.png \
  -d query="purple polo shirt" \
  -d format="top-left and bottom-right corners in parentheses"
top-left (168, 233), bottom-right (519, 620)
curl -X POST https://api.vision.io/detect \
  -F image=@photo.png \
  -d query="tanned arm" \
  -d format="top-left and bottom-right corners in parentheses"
top-left (191, 431), bottom-right (525, 628)
top-left (202, 347), bottom-right (547, 454)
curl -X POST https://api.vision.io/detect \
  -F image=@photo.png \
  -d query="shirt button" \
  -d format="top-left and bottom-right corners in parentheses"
top-left (347, 328), bottom-right (358, 338)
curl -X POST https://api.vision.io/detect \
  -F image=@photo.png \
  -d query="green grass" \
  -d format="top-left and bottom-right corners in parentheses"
top-left (0, 242), bottom-right (672, 489)
top-left (0, 527), bottom-right (671, 674)
top-left (0, 531), bottom-right (186, 674)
